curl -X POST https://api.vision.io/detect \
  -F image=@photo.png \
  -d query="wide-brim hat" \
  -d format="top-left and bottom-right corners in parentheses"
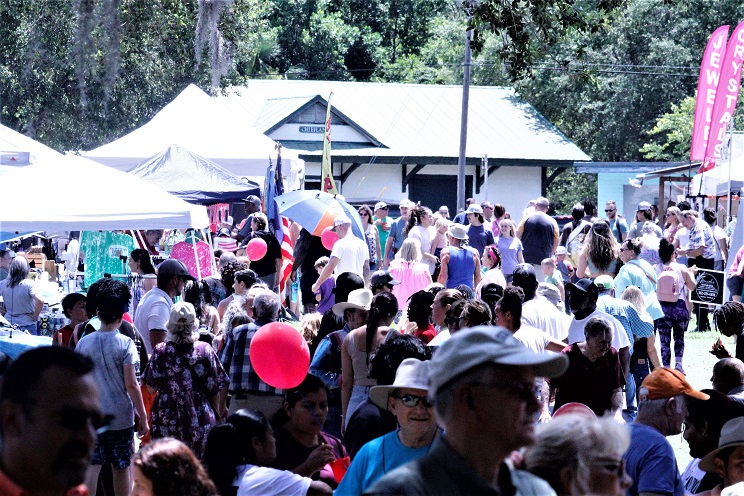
top-left (370, 359), bottom-right (430, 410)
top-left (332, 288), bottom-right (373, 317)
top-left (447, 223), bottom-right (468, 240)
top-left (700, 417), bottom-right (744, 472)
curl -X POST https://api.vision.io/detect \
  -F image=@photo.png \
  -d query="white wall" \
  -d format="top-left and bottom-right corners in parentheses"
top-left (307, 161), bottom-right (541, 218)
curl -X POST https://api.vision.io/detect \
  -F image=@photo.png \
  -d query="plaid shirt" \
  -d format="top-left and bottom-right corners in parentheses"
top-left (219, 319), bottom-right (281, 395)
top-left (597, 294), bottom-right (655, 354)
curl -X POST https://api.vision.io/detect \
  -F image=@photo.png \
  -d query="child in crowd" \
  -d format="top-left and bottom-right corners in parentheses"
top-left (555, 246), bottom-right (575, 285)
top-left (299, 312), bottom-right (322, 346)
top-left (76, 295), bottom-right (149, 495)
top-left (53, 293), bottom-right (87, 347)
top-left (314, 256), bottom-right (336, 314)
top-left (541, 258), bottom-right (565, 305)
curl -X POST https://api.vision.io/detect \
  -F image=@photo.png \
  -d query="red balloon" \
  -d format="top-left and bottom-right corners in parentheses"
top-left (321, 226), bottom-right (338, 250)
top-left (251, 322), bottom-right (310, 389)
top-left (245, 237), bottom-right (268, 261)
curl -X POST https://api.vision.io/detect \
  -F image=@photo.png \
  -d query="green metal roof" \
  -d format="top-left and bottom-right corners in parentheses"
top-left (221, 80), bottom-right (591, 166)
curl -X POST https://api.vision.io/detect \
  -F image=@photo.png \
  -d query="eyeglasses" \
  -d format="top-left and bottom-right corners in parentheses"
top-left (588, 459), bottom-right (625, 478)
top-left (359, 212), bottom-right (369, 216)
top-left (393, 394), bottom-right (434, 408)
top-left (468, 381), bottom-right (540, 403)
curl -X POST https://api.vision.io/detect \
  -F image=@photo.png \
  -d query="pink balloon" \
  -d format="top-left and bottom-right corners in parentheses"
top-left (250, 322), bottom-right (311, 389)
top-left (245, 237), bottom-right (268, 261)
top-left (321, 226), bottom-right (338, 250)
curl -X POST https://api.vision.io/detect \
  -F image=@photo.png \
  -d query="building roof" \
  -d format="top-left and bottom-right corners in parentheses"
top-left (221, 80), bottom-right (590, 166)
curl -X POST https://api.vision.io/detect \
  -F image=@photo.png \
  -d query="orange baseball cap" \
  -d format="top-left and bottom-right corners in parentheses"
top-left (638, 368), bottom-right (709, 401)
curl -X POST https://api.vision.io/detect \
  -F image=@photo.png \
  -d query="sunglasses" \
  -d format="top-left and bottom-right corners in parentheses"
top-left (468, 381), bottom-right (540, 403)
top-left (604, 209), bottom-right (615, 213)
top-left (393, 394), bottom-right (434, 408)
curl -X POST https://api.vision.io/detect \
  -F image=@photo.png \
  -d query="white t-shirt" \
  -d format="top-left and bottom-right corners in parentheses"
top-left (409, 225), bottom-right (436, 274)
top-left (133, 287), bottom-right (172, 354)
top-left (674, 227), bottom-right (690, 250)
top-left (567, 309), bottom-right (631, 351)
top-left (331, 234), bottom-right (369, 278)
top-left (521, 296), bottom-right (570, 341)
top-left (236, 464), bottom-right (312, 496)
top-left (713, 225), bottom-right (727, 262)
top-left (513, 325), bottom-right (552, 353)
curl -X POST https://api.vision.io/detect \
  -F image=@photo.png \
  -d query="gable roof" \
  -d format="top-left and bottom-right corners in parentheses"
top-left (221, 80), bottom-right (590, 166)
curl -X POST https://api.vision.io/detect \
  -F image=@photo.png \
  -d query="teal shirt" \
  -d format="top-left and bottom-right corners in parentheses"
top-left (375, 215), bottom-right (391, 253)
top-left (335, 430), bottom-right (434, 495)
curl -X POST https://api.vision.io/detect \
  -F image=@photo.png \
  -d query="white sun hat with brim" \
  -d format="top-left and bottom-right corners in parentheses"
top-left (446, 223), bottom-right (469, 240)
top-left (428, 326), bottom-right (569, 398)
top-left (332, 288), bottom-right (373, 317)
top-left (369, 358), bottom-right (430, 411)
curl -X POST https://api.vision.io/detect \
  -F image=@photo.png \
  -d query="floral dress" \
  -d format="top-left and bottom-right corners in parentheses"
top-left (144, 340), bottom-right (229, 457)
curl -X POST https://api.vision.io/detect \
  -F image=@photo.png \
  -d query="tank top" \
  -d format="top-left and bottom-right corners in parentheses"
top-left (347, 334), bottom-right (377, 387)
top-left (446, 246), bottom-right (476, 289)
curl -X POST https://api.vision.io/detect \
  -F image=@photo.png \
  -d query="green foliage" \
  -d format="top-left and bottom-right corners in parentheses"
top-left (640, 96), bottom-right (695, 161)
top-left (546, 168), bottom-right (597, 215)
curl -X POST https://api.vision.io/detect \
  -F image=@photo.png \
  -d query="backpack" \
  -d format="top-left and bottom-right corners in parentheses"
top-left (656, 264), bottom-right (681, 303)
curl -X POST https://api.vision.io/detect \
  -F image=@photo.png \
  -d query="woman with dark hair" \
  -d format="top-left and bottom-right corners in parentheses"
top-left (404, 290), bottom-right (436, 343)
top-left (144, 302), bottom-right (229, 457)
top-left (132, 437), bottom-right (218, 496)
top-left (359, 204), bottom-right (382, 271)
top-left (477, 244), bottom-right (506, 297)
top-left (129, 248), bottom-right (157, 317)
top-left (341, 292), bottom-right (399, 430)
top-left (203, 409), bottom-right (332, 496)
top-left (270, 375), bottom-right (347, 490)
top-left (458, 299), bottom-right (493, 329)
top-left (184, 279), bottom-right (220, 335)
top-left (0, 256), bottom-right (43, 334)
top-left (405, 205), bottom-right (439, 276)
top-left (654, 238), bottom-right (696, 373)
top-left (427, 289), bottom-right (465, 347)
top-left (576, 221), bottom-right (620, 278)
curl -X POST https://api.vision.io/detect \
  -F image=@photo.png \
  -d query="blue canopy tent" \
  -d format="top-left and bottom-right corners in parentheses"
top-left (128, 144), bottom-right (261, 205)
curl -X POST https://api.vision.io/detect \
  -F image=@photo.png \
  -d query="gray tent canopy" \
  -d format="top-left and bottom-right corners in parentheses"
top-left (128, 144), bottom-right (261, 205)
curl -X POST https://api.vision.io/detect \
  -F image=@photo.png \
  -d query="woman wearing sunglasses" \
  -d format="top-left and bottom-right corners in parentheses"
top-left (335, 359), bottom-right (439, 494)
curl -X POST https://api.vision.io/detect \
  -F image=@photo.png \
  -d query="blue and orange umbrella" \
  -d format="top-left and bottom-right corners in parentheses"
top-left (274, 190), bottom-right (365, 239)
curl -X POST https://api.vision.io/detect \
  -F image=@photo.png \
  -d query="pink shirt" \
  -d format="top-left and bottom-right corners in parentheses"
top-left (389, 259), bottom-right (432, 309)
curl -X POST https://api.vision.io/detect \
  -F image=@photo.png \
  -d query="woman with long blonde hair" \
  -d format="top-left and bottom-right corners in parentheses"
top-left (496, 218), bottom-right (524, 283)
top-left (664, 206), bottom-right (682, 243)
top-left (577, 221), bottom-right (620, 278)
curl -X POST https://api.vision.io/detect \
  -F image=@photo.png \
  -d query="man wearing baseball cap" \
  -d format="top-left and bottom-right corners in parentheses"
top-left (629, 201), bottom-right (662, 240)
top-left (625, 368), bottom-right (709, 496)
top-left (367, 326), bottom-right (568, 495)
top-left (312, 215), bottom-right (370, 294)
top-left (236, 195), bottom-right (262, 244)
top-left (373, 202), bottom-right (392, 254)
top-left (134, 259), bottom-right (194, 354)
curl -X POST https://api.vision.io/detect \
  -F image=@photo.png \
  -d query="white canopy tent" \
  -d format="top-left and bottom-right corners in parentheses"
top-left (689, 155), bottom-right (744, 197)
top-left (83, 84), bottom-right (305, 190)
top-left (0, 125), bottom-right (208, 231)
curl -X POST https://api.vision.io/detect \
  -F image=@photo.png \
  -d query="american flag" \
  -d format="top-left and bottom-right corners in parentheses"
top-left (278, 216), bottom-right (294, 295)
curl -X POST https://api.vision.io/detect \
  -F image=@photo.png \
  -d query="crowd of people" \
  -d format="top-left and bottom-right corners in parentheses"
top-left (3, 192), bottom-right (744, 495)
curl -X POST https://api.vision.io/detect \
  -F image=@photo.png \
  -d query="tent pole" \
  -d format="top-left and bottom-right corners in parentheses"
top-left (728, 121), bottom-right (735, 223)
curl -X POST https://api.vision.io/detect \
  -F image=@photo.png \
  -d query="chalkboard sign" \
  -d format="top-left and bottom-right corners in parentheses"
top-left (691, 269), bottom-right (725, 306)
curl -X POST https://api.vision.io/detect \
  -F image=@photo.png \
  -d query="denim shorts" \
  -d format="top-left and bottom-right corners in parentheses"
top-left (91, 427), bottom-right (134, 469)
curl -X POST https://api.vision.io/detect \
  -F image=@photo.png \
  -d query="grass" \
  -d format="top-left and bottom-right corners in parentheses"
top-left (660, 318), bottom-right (733, 471)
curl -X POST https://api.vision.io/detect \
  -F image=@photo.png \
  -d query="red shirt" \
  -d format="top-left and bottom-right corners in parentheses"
top-left (414, 323), bottom-right (437, 344)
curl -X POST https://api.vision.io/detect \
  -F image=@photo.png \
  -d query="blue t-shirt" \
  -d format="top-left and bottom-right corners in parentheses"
top-left (467, 224), bottom-right (494, 257)
top-left (624, 423), bottom-right (684, 496)
top-left (497, 237), bottom-right (523, 276)
top-left (76, 330), bottom-right (139, 430)
top-left (335, 430), bottom-right (434, 495)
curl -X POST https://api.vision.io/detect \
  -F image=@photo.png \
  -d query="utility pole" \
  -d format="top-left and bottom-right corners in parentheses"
top-left (457, 1), bottom-right (474, 212)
